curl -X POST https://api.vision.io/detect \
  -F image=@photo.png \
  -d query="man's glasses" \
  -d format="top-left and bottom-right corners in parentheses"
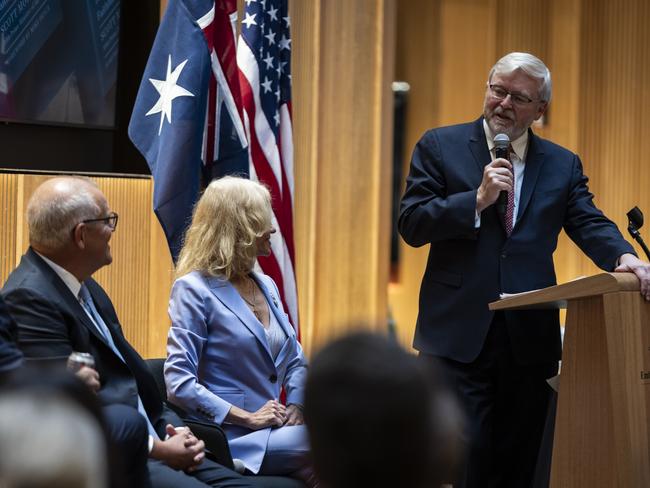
top-left (488, 84), bottom-right (541, 106)
top-left (81, 212), bottom-right (119, 231)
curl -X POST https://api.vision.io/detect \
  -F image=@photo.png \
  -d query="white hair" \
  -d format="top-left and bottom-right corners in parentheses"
top-left (27, 177), bottom-right (102, 250)
top-left (0, 392), bottom-right (107, 488)
top-left (488, 52), bottom-right (552, 102)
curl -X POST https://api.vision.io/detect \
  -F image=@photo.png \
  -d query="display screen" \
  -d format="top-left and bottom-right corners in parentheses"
top-left (0, 0), bottom-right (120, 127)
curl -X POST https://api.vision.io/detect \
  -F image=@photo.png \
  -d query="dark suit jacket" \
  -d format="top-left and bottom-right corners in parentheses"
top-left (0, 248), bottom-right (179, 437)
top-left (398, 117), bottom-right (634, 365)
top-left (0, 295), bottom-right (23, 374)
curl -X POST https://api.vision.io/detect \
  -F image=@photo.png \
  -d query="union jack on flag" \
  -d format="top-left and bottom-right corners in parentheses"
top-left (128, 0), bottom-right (299, 333)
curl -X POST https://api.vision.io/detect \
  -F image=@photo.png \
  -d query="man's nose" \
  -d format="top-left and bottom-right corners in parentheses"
top-left (500, 94), bottom-right (514, 109)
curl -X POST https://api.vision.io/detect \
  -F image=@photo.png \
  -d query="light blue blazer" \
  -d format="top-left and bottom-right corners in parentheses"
top-left (164, 271), bottom-right (308, 473)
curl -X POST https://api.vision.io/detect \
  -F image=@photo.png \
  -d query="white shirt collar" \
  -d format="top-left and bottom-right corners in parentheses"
top-left (34, 251), bottom-right (83, 299)
top-left (483, 119), bottom-right (528, 161)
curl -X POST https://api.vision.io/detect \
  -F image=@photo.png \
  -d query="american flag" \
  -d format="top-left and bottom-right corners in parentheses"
top-left (128, 0), bottom-right (299, 333)
top-left (235, 0), bottom-right (298, 333)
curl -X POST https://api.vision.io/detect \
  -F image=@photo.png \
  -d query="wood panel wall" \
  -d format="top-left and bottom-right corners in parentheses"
top-left (0, 173), bottom-right (174, 358)
top-left (390, 0), bottom-right (650, 347)
top-left (290, 0), bottom-right (396, 355)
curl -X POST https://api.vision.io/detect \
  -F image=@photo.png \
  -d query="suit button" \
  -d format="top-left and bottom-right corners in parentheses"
top-left (269, 374), bottom-right (278, 383)
top-left (501, 252), bottom-right (507, 258)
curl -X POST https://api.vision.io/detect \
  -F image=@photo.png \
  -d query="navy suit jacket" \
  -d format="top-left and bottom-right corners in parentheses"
top-left (0, 294), bottom-right (23, 374)
top-left (398, 117), bottom-right (634, 365)
top-left (1, 248), bottom-right (180, 437)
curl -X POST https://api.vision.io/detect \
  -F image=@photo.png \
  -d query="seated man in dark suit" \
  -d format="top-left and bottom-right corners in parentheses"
top-left (0, 295), bottom-right (22, 377)
top-left (1, 293), bottom-right (150, 488)
top-left (1, 176), bottom-right (267, 488)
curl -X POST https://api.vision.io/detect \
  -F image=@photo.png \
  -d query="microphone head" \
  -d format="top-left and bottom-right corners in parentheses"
top-left (494, 133), bottom-right (510, 150)
top-left (627, 206), bottom-right (644, 229)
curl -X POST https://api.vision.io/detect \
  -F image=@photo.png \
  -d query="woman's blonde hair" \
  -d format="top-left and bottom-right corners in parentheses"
top-left (175, 176), bottom-right (273, 280)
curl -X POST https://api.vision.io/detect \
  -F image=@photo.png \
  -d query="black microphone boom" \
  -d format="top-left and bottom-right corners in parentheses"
top-left (494, 133), bottom-right (510, 218)
top-left (626, 206), bottom-right (650, 260)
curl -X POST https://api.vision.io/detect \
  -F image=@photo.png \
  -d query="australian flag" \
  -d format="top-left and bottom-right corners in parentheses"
top-left (128, 0), bottom-right (243, 260)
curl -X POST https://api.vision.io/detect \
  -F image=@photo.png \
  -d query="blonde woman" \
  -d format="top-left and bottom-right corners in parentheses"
top-left (164, 176), bottom-right (310, 483)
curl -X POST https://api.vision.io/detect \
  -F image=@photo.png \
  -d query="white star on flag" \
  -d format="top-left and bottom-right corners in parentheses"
top-left (261, 76), bottom-right (273, 93)
top-left (145, 55), bottom-right (194, 135)
top-left (263, 52), bottom-right (274, 69)
top-left (242, 12), bottom-right (257, 28)
top-left (279, 35), bottom-right (291, 50)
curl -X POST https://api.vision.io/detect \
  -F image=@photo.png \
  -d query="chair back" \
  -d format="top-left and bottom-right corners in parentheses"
top-left (145, 358), bottom-right (167, 400)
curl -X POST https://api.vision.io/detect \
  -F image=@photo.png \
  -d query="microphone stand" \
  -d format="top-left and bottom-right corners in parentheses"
top-left (627, 207), bottom-right (650, 260)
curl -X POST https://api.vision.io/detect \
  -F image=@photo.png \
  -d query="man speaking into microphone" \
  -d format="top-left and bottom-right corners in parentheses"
top-left (398, 52), bottom-right (650, 488)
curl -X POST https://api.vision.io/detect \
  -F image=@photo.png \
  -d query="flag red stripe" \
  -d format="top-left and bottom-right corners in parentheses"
top-left (205, 76), bottom-right (216, 166)
top-left (212, 1), bottom-right (244, 124)
top-left (237, 69), bottom-right (294, 246)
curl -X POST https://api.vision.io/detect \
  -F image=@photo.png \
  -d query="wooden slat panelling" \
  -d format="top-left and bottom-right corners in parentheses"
top-left (290, 0), bottom-right (321, 357)
top-left (291, 0), bottom-right (396, 354)
top-left (0, 173), bottom-right (19, 282)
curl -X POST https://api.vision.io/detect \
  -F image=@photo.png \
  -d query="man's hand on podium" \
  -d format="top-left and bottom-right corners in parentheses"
top-left (615, 253), bottom-right (650, 301)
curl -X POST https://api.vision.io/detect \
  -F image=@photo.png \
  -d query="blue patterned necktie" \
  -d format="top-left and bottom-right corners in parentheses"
top-left (78, 283), bottom-right (159, 439)
top-left (78, 284), bottom-right (124, 359)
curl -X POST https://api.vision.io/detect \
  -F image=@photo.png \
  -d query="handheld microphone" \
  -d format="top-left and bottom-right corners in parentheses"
top-left (494, 133), bottom-right (510, 218)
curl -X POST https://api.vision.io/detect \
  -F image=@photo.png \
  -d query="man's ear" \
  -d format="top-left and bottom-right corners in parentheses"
top-left (72, 223), bottom-right (87, 250)
top-left (535, 101), bottom-right (548, 121)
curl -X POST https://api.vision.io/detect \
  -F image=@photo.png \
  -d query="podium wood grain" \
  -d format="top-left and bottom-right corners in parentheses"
top-left (490, 274), bottom-right (650, 487)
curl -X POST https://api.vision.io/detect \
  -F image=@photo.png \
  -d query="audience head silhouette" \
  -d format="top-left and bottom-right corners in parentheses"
top-left (305, 331), bottom-right (463, 488)
top-left (0, 389), bottom-right (107, 488)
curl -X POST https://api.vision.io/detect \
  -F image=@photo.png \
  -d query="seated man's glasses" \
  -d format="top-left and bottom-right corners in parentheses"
top-left (81, 212), bottom-right (119, 231)
top-left (489, 84), bottom-right (541, 106)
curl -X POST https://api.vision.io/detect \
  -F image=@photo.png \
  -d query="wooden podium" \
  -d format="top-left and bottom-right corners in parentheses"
top-left (490, 273), bottom-right (650, 488)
